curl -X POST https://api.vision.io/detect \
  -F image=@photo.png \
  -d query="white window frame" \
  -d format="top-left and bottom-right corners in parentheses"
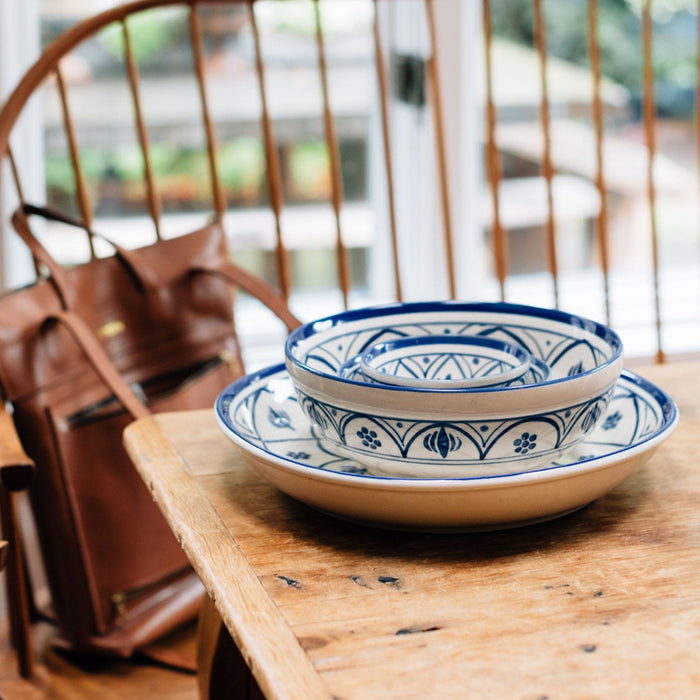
top-left (370, 0), bottom-right (483, 303)
top-left (0, 0), bottom-right (41, 290)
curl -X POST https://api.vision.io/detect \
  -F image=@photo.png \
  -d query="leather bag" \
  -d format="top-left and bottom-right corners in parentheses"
top-left (0, 204), bottom-right (298, 661)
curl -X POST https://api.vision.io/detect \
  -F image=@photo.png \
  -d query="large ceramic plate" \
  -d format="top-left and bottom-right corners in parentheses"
top-left (215, 365), bottom-right (678, 532)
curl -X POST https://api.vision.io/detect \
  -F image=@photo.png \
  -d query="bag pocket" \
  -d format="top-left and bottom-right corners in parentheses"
top-left (48, 398), bottom-right (190, 635)
top-left (42, 355), bottom-right (234, 637)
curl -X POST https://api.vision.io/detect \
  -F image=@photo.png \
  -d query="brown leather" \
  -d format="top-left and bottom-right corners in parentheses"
top-left (0, 204), bottom-right (300, 662)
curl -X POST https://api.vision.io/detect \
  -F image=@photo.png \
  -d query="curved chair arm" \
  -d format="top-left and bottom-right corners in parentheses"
top-left (192, 258), bottom-right (302, 334)
top-left (0, 405), bottom-right (35, 678)
top-left (0, 405), bottom-right (34, 492)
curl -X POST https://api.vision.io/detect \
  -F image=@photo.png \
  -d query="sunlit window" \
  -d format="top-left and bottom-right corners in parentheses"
top-left (6, 0), bottom-right (696, 365)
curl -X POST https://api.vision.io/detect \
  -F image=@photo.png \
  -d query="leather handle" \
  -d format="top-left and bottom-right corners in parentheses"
top-left (192, 258), bottom-right (302, 333)
top-left (44, 310), bottom-right (150, 422)
top-left (11, 208), bottom-right (72, 308)
top-left (14, 204), bottom-right (164, 299)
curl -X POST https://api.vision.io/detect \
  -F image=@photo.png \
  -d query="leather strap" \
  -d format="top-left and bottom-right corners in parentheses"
top-left (13, 204), bottom-right (165, 301)
top-left (192, 258), bottom-right (302, 333)
top-left (15, 205), bottom-right (303, 336)
top-left (45, 310), bottom-right (150, 421)
top-left (11, 208), bottom-right (72, 308)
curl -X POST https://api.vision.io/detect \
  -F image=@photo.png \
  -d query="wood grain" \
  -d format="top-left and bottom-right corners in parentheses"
top-left (123, 414), bottom-right (330, 700)
top-left (124, 361), bottom-right (700, 698)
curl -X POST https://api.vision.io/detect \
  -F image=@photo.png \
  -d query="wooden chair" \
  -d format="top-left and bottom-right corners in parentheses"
top-left (0, 476), bottom-right (46, 700)
top-left (0, 0), bottom-right (452, 692)
top-left (1, 0), bottom-right (694, 695)
top-left (3, 1), bottom-right (688, 359)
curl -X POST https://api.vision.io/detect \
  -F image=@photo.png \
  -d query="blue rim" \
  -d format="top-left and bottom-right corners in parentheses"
top-left (215, 363), bottom-right (678, 483)
top-left (284, 301), bottom-right (624, 394)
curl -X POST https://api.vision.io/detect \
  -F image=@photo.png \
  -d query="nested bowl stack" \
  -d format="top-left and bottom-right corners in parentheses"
top-left (284, 301), bottom-right (624, 478)
top-left (359, 335), bottom-right (536, 389)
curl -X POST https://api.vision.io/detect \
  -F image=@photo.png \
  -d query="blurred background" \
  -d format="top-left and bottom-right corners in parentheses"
top-left (1, 0), bottom-right (698, 366)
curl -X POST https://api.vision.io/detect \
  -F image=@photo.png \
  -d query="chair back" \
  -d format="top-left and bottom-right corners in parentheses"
top-left (3, 1), bottom-right (697, 362)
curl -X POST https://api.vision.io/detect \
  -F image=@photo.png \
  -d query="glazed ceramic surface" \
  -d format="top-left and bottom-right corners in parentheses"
top-left (360, 335), bottom-right (533, 389)
top-left (339, 353), bottom-right (551, 388)
top-left (293, 385), bottom-right (616, 476)
top-left (286, 301), bottom-right (622, 384)
top-left (285, 302), bottom-right (623, 475)
top-left (215, 365), bottom-right (677, 532)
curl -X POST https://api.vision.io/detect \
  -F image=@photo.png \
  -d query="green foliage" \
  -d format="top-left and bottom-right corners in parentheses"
top-left (45, 156), bottom-right (76, 196)
top-left (490, 0), bottom-right (698, 114)
top-left (45, 137), bottom-right (271, 208)
top-left (289, 141), bottom-right (330, 199)
top-left (253, 0), bottom-right (373, 36)
top-left (45, 149), bottom-right (106, 195)
top-left (98, 10), bottom-right (183, 63)
top-left (217, 139), bottom-right (266, 190)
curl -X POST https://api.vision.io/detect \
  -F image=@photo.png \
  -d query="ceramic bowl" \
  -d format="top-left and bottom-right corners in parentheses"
top-left (284, 301), bottom-right (624, 477)
top-left (340, 351), bottom-right (551, 388)
top-left (360, 335), bottom-right (534, 389)
top-left (215, 365), bottom-right (677, 530)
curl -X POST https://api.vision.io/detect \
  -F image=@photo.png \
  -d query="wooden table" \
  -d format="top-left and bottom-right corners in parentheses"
top-left (123, 362), bottom-right (700, 699)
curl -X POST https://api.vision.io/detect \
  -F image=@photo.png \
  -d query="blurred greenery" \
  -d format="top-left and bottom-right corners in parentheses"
top-left (288, 141), bottom-right (330, 200)
top-left (46, 137), bottom-right (332, 210)
top-left (98, 9), bottom-right (182, 63)
top-left (44, 0), bottom-right (697, 217)
top-left (491, 0), bottom-right (698, 117)
top-left (253, 0), bottom-right (373, 36)
top-left (217, 139), bottom-right (266, 190)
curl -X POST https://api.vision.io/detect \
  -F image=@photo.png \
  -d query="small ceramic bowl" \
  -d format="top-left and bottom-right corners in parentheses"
top-left (340, 351), bottom-right (551, 388)
top-left (285, 301), bottom-right (624, 477)
top-left (360, 335), bottom-right (533, 389)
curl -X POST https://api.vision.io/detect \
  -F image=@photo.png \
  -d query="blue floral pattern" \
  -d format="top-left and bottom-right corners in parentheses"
top-left (295, 312), bottom-right (617, 382)
top-left (423, 426), bottom-right (463, 458)
top-left (295, 389), bottom-right (613, 467)
top-left (357, 426), bottom-right (382, 450)
top-left (216, 365), bottom-right (674, 480)
top-left (268, 407), bottom-right (293, 430)
top-left (602, 411), bottom-right (622, 430)
top-left (513, 432), bottom-right (537, 455)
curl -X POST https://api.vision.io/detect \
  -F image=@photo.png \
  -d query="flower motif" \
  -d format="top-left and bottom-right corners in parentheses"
top-left (268, 407), bottom-right (293, 430)
top-left (344, 465), bottom-right (368, 474)
top-left (423, 426), bottom-right (462, 458)
top-left (286, 451), bottom-right (310, 460)
top-left (602, 410), bottom-right (622, 431)
top-left (357, 426), bottom-right (381, 449)
top-left (513, 431), bottom-right (537, 455)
